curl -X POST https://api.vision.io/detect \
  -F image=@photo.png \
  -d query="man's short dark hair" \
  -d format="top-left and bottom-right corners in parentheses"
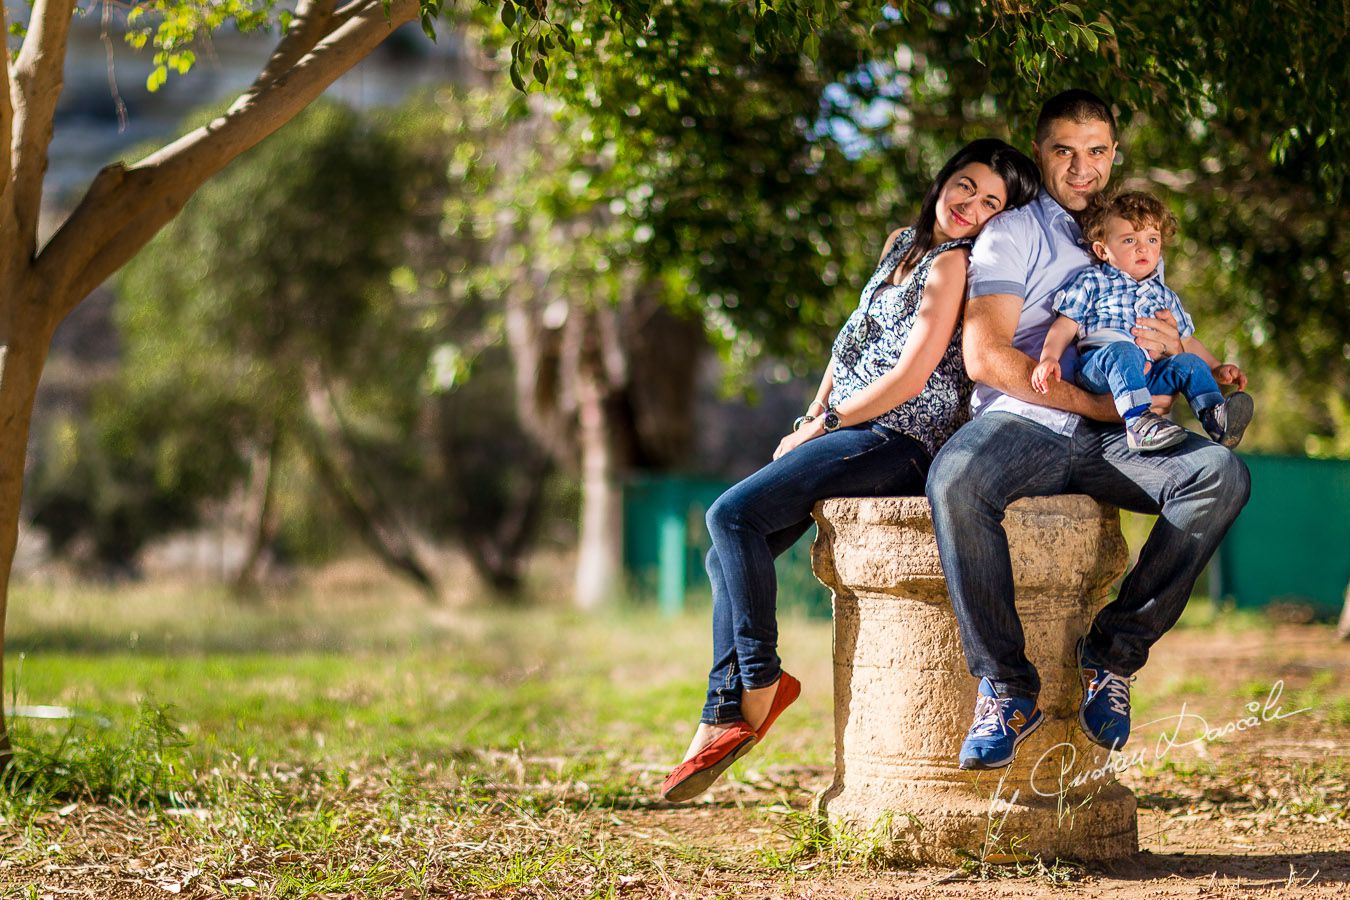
top-left (1035, 89), bottom-right (1118, 145)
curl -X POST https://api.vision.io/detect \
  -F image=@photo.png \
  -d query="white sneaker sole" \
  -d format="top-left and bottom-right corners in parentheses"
top-left (959, 710), bottom-right (1045, 770)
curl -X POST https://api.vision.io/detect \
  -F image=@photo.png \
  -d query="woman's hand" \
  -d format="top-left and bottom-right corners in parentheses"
top-left (1213, 363), bottom-right (1248, 391)
top-left (1132, 308), bottom-right (1184, 361)
top-left (773, 419), bottom-right (824, 460)
top-left (1031, 359), bottom-right (1061, 394)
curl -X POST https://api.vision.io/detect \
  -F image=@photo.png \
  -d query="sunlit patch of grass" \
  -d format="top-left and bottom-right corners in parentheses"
top-left (0, 700), bottom-right (193, 824)
top-left (759, 808), bottom-right (918, 873)
top-left (1173, 597), bottom-right (1269, 631)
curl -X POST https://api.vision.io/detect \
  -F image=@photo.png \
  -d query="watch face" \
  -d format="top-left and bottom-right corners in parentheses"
top-left (823, 411), bottom-right (841, 431)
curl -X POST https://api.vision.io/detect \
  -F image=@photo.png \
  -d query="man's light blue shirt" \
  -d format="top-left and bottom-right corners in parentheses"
top-left (966, 188), bottom-right (1094, 435)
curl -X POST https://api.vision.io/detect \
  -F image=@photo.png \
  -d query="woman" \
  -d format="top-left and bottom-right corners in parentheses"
top-left (660, 138), bottom-right (1040, 802)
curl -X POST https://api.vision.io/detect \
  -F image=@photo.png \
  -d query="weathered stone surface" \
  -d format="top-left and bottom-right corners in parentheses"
top-left (811, 495), bottom-right (1138, 864)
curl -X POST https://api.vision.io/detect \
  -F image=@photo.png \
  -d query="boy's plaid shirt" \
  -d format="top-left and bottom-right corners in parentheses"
top-left (1052, 263), bottom-right (1195, 342)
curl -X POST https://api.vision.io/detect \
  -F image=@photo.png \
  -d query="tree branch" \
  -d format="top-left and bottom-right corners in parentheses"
top-left (40, 0), bottom-right (418, 317)
top-left (251, 0), bottom-right (341, 94)
top-left (11, 0), bottom-right (75, 259)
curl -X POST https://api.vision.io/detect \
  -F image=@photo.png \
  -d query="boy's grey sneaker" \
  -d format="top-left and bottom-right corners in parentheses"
top-left (1199, 392), bottom-right (1254, 449)
top-left (1125, 411), bottom-right (1187, 452)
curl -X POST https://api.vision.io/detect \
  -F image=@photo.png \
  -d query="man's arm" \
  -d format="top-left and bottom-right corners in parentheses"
top-left (964, 293), bottom-right (1120, 421)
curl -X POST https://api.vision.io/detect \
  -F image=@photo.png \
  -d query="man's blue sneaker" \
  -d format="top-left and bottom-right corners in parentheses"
top-left (1077, 638), bottom-right (1133, 750)
top-left (958, 677), bottom-right (1044, 770)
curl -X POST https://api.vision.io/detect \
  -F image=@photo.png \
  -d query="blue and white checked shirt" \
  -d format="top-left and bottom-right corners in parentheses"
top-left (1053, 263), bottom-right (1194, 351)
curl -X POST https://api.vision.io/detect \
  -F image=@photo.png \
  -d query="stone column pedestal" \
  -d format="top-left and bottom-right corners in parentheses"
top-left (810, 496), bottom-right (1138, 864)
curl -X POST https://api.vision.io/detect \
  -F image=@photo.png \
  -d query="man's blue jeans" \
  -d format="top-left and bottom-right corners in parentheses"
top-left (1077, 342), bottom-right (1224, 419)
top-left (926, 412), bottom-right (1250, 699)
top-left (702, 424), bottom-right (930, 724)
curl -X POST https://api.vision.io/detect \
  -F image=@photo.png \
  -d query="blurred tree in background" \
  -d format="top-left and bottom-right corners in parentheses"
top-left (30, 102), bottom-right (555, 596)
top-left (33, 103), bottom-right (424, 584)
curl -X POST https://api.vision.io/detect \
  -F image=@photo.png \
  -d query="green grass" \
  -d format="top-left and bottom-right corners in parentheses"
top-left (1, 574), bottom-right (1346, 897)
top-left (0, 576), bottom-right (838, 896)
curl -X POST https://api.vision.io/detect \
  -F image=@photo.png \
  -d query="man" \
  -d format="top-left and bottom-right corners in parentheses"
top-left (926, 89), bottom-right (1251, 769)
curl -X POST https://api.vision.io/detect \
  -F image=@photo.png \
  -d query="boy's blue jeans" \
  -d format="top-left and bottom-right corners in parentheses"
top-left (1077, 342), bottom-right (1224, 419)
top-left (702, 424), bottom-right (930, 724)
top-left (927, 412), bottom-right (1250, 700)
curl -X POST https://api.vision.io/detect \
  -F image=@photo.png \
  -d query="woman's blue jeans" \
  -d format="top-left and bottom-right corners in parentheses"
top-left (1077, 343), bottom-right (1224, 418)
top-left (701, 424), bottom-right (931, 724)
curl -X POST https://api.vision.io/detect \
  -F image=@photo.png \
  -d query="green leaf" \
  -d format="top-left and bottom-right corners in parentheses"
top-left (533, 58), bottom-right (549, 85)
top-left (509, 61), bottom-right (526, 92)
top-left (146, 65), bottom-right (168, 93)
top-left (421, 12), bottom-right (437, 40)
top-left (501, 1), bottom-right (516, 28)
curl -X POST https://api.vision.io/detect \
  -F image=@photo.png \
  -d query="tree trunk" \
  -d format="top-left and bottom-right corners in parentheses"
top-left (459, 451), bottom-right (552, 600)
top-left (300, 366), bottom-right (439, 600)
top-left (233, 427), bottom-right (282, 592)
top-left (572, 352), bottom-right (631, 610)
top-left (0, 295), bottom-right (55, 764)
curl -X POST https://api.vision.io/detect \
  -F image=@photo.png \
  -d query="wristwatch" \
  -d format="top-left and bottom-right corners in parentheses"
top-left (821, 408), bottom-right (841, 432)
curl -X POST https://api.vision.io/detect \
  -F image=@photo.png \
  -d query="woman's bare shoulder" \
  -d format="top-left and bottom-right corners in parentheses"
top-left (924, 247), bottom-right (972, 293)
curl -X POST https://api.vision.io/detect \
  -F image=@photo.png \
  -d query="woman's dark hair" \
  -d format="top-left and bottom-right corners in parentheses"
top-left (898, 138), bottom-right (1041, 273)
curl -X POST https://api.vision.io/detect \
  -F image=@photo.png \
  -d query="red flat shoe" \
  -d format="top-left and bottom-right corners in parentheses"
top-left (754, 671), bottom-right (801, 741)
top-left (659, 721), bottom-right (758, 803)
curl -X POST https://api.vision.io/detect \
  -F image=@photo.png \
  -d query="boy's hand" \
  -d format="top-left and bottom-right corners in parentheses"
top-left (1213, 363), bottom-right (1248, 390)
top-left (1031, 360), bottom-right (1061, 394)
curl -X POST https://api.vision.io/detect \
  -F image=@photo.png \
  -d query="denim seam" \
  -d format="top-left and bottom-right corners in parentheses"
top-left (711, 660), bottom-right (737, 724)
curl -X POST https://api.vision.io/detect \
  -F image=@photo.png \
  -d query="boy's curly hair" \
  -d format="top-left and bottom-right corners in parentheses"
top-left (1080, 190), bottom-right (1178, 246)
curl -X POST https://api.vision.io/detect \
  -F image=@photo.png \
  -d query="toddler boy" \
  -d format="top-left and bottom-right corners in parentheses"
top-left (1032, 191), bottom-right (1253, 451)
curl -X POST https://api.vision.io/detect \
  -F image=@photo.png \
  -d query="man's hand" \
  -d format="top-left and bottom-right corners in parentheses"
top-left (1031, 359), bottom-right (1061, 394)
top-left (1213, 363), bottom-right (1248, 391)
top-left (1133, 308), bottom-right (1184, 361)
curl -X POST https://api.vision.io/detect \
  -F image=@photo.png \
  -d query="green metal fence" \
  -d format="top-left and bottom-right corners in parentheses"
top-left (1215, 454), bottom-right (1349, 617)
top-left (622, 474), bottom-right (831, 617)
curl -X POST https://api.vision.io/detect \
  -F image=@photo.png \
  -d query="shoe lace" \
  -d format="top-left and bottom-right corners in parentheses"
top-left (970, 695), bottom-right (1009, 738)
top-left (1096, 671), bottom-right (1133, 717)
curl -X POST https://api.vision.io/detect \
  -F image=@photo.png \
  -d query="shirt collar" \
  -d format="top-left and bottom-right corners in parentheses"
top-left (1036, 188), bottom-right (1083, 241)
top-left (1101, 261), bottom-right (1163, 285)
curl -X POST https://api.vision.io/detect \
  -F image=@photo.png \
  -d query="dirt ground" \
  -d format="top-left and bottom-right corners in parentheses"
top-left (625, 623), bottom-right (1350, 899)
